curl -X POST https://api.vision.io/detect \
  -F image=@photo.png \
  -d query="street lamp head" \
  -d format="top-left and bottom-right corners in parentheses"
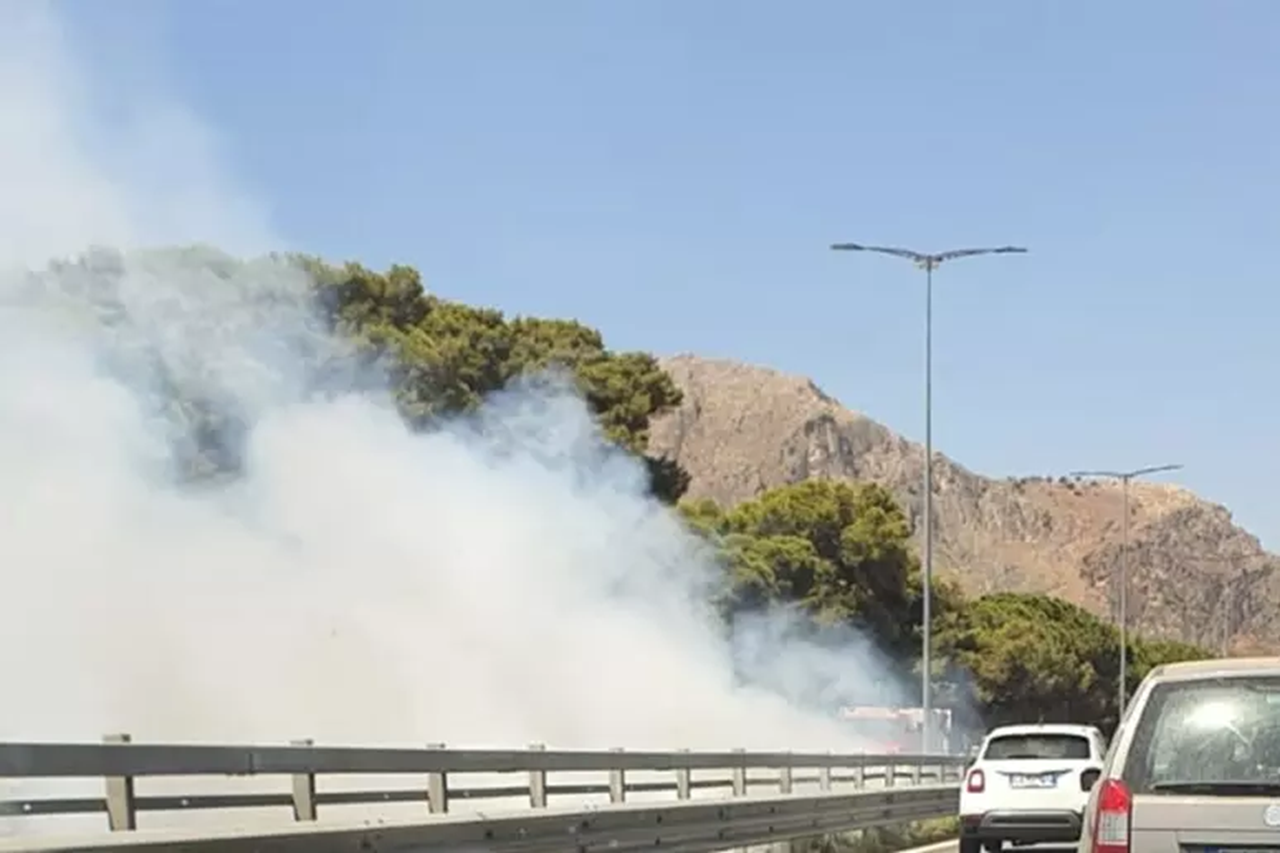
top-left (830, 244), bottom-right (929, 262)
top-left (1134, 463), bottom-right (1184, 478)
top-left (1068, 464), bottom-right (1184, 481)
top-left (933, 246), bottom-right (1029, 263)
top-left (831, 244), bottom-right (1029, 267)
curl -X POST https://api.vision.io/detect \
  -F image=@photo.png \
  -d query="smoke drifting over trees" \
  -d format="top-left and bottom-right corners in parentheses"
top-left (0, 3), bottom-right (920, 755)
top-left (0, 3), bottom-right (1207, 772)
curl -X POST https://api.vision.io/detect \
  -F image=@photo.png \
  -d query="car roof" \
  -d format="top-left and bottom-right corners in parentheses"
top-left (1147, 656), bottom-right (1280, 682)
top-left (984, 723), bottom-right (1099, 738)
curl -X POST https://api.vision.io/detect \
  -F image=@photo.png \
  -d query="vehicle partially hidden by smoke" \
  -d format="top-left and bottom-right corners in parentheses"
top-left (837, 704), bottom-right (957, 754)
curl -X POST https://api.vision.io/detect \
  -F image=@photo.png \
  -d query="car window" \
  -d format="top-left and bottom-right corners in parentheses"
top-left (983, 733), bottom-right (1091, 760)
top-left (1124, 676), bottom-right (1280, 793)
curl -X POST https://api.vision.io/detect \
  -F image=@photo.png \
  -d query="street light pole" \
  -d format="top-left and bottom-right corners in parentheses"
top-left (1069, 464), bottom-right (1183, 718)
top-left (831, 243), bottom-right (1027, 752)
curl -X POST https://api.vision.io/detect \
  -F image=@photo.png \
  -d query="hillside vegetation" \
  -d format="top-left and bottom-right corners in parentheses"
top-left (31, 248), bottom-right (1215, 734)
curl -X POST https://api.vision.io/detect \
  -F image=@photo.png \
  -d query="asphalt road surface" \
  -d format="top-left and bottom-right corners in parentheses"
top-left (909, 842), bottom-right (1079, 853)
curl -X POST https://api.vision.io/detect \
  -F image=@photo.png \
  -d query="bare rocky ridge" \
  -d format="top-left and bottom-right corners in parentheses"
top-left (648, 354), bottom-right (1280, 652)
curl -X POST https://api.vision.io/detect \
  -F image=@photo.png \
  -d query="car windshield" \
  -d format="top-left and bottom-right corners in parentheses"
top-left (983, 733), bottom-right (1090, 760)
top-left (1126, 676), bottom-right (1280, 794)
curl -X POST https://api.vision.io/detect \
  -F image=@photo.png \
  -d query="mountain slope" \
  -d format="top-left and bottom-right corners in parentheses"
top-left (648, 354), bottom-right (1279, 652)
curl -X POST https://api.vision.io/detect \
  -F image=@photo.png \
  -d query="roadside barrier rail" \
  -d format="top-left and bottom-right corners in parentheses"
top-left (0, 735), bottom-right (967, 853)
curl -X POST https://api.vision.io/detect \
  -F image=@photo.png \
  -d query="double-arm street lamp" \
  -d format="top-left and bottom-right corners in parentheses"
top-left (830, 243), bottom-right (1028, 752)
top-left (1068, 464), bottom-right (1184, 717)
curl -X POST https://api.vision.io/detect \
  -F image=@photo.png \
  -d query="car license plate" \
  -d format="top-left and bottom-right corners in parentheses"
top-left (1010, 774), bottom-right (1056, 789)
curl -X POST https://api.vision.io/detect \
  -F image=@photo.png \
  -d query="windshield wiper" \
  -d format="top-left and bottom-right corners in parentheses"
top-left (1150, 780), bottom-right (1280, 796)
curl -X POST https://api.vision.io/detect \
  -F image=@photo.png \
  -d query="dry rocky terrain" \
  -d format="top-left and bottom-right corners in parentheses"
top-left (648, 355), bottom-right (1279, 653)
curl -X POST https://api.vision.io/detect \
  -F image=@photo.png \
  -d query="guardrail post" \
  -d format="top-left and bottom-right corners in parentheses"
top-left (778, 756), bottom-right (793, 795)
top-left (290, 738), bottom-right (317, 821)
top-left (102, 733), bottom-right (136, 832)
top-left (819, 752), bottom-right (832, 792)
top-left (910, 758), bottom-right (922, 786)
top-left (885, 758), bottom-right (896, 788)
top-left (426, 742), bottom-right (448, 814)
top-left (732, 748), bottom-right (747, 796)
top-left (609, 747), bottom-right (626, 803)
top-left (675, 748), bottom-right (692, 800)
top-left (853, 754), bottom-right (866, 789)
top-left (528, 743), bottom-right (548, 808)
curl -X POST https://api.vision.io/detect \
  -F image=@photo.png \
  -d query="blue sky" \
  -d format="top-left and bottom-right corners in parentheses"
top-left (59, 1), bottom-right (1280, 544)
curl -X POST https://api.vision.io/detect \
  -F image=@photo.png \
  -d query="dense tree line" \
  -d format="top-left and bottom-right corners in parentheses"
top-left (685, 479), bottom-right (1213, 734)
top-left (38, 248), bottom-right (1211, 733)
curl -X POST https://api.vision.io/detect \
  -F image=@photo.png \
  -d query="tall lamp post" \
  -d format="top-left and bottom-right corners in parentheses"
top-left (1069, 464), bottom-right (1183, 718)
top-left (830, 243), bottom-right (1027, 752)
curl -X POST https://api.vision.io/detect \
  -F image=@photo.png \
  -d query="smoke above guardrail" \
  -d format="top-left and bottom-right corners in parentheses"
top-left (0, 2), bottom-right (912, 758)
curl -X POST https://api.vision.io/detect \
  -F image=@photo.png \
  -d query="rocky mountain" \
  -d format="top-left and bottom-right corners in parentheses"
top-left (648, 354), bottom-right (1280, 653)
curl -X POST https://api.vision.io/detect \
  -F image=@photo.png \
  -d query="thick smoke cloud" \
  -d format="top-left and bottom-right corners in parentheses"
top-left (0, 1), bottom-right (914, 785)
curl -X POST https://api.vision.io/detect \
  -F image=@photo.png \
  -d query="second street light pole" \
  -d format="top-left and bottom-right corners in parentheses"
top-left (1069, 463), bottom-right (1183, 718)
top-left (831, 242), bottom-right (1027, 752)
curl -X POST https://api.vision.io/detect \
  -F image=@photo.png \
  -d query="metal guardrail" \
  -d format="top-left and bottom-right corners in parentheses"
top-left (0, 735), bottom-right (967, 852)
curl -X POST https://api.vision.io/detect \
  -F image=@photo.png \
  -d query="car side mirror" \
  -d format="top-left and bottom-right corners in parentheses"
top-left (1080, 767), bottom-right (1102, 791)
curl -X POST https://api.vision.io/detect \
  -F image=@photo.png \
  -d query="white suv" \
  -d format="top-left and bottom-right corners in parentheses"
top-left (959, 723), bottom-right (1107, 853)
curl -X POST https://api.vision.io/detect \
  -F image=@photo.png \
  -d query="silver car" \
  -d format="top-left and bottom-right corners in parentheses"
top-left (1079, 657), bottom-right (1280, 853)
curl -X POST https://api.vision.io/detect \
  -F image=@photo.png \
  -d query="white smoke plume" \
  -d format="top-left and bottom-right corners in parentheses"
top-left (0, 1), bottom-right (916, 785)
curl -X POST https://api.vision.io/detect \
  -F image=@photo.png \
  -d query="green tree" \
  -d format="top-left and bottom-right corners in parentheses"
top-left (937, 593), bottom-right (1216, 732)
top-left (935, 592), bottom-right (1119, 730)
top-left (1131, 637), bottom-right (1214, 686)
top-left (300, 256), bottom-right (689, 500)
top-left (684, 480), bottom-right (962, 660)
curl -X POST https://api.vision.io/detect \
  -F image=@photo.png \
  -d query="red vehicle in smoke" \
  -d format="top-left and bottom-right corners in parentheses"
top-left (837, 705), bottom-right (955, 753)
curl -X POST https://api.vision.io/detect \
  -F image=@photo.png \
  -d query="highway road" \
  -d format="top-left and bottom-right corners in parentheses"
top-left (907, 842), bottom-right (1080, 853)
